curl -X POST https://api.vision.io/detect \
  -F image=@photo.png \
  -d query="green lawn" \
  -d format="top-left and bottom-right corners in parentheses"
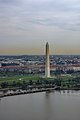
top-left (0, 73), bottom-right (79, 86)
top-left (0, 75), bottom-right (40, 84)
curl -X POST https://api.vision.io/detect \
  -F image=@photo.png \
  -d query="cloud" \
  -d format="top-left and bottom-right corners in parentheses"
top-left (0, 0), bottom-right (80, 33)
top-left (0, 0), bottom-right (21, 5)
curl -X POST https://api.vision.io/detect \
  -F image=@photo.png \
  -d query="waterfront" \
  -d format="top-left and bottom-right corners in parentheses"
top-left (0, 90), bottom-right (80, 120)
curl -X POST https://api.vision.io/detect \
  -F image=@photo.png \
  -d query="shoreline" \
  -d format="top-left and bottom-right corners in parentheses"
top-left (0, 87), bottom-right (80, 98)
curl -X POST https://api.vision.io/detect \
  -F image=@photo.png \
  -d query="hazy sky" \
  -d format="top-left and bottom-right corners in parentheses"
top-left (0, 0), bottom-right (80, 55)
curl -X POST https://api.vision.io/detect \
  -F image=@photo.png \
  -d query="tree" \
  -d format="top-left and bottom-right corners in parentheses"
top-left (12, 81), bottom-right (16, 87)
top-left (1, 82), bottom-right (8, 88)
top-left (29, 80), bottom-right (33, 85)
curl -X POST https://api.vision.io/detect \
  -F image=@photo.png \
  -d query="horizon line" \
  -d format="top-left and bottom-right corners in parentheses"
top-left (0, 54), bottom-right (80, 56)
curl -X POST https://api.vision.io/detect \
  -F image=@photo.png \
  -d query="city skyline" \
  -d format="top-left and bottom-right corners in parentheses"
top-left (0, 0), bottom-right (80, 55)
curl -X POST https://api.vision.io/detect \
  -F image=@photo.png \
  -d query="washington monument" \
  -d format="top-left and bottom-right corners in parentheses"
top-left (45, 42), bottom-right (50, 78)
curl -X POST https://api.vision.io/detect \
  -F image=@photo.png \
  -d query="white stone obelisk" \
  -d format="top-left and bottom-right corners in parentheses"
top-left (45, 42), bottom-right (50, 78)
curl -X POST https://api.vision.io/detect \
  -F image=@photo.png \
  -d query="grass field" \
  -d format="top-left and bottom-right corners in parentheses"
top-left (0, 73), bottom-right (80, 85)
top-left (0, 75), bottom-right (40, 84)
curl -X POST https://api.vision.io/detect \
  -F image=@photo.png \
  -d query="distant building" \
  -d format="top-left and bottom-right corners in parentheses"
top-left (1, 62), bottom-right (19, 67)
top-left (0, 63), bottom-right (1, 67)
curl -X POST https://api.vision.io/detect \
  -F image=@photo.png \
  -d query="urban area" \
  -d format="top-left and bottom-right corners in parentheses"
top-left (0, 54), bottom-right (80, 97)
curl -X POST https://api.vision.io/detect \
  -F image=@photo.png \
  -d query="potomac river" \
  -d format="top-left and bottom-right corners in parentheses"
top-left (0, 90), bottom-right (80, 120)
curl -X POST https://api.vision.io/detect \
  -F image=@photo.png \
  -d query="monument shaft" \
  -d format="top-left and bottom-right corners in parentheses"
top-left (45, 42), bottom-right (50, 78)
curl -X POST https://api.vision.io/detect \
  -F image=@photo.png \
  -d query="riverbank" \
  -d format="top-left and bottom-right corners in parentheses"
top-left (0, 87), bottom-right (80, 98)
top-left (0, 87), bottom-right (57, 98)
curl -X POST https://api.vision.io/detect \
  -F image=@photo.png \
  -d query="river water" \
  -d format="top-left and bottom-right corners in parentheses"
top-left (0, 90), bottom-right (80, 120)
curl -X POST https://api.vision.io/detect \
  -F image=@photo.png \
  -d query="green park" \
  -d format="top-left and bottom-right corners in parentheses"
top-left (0, 72), bottom-right (80, 90)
